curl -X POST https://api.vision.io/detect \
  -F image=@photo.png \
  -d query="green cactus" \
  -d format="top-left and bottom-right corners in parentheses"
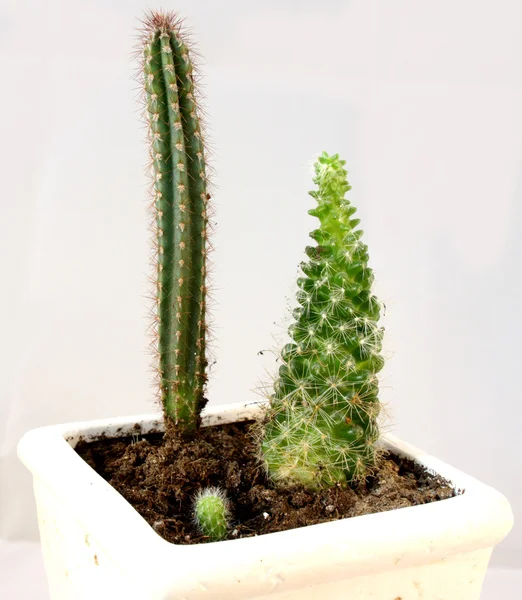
top-left (141, 12), bottom-right (209, 435)
top-left (260, 152), bottom-right (385, 489)
top-left (194, 487), bottom-right (230, 541)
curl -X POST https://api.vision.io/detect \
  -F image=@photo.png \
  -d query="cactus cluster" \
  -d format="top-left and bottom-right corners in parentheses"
top-left (260, 152), bottom-right (385, 489)
top-left (141, 12), bottom-right (209, 435)
top-left (140, 11), bottom-right (385, 513)
top-left (193, 487), bottom-right (230, 541)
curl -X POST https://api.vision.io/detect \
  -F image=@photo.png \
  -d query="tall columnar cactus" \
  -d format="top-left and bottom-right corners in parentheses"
top-left (261, 152), bottom-right (385, 489)
top-left (141, 12), bottom-right (209, 434)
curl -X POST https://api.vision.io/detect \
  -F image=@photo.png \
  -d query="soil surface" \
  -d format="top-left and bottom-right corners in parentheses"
top-left (76, 420), bottom-right (459, 545)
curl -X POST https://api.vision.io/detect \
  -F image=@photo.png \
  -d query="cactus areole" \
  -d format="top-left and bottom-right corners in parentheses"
top-left (142, 13), bottom-right (208, 435)
top-left (261, 152), bottom-right (385, 489)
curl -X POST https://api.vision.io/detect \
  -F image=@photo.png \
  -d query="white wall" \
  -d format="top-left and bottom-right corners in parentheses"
top-left (1, 0), bottom-right (520, 568)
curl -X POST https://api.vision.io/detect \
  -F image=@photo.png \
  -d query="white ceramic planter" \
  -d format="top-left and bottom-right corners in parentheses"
top-left (18, 402), bottom-right (513, 600)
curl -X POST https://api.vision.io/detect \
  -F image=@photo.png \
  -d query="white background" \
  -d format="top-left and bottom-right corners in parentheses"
top-left (1, 0), bottom-right (520, 585)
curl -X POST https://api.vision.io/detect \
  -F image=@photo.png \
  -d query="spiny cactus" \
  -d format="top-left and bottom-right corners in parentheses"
top-left (193, 487), bottom-right (230, 541)
top-left (260, 152), bottom-right (385, 489)
top-left (141, 12), bottom-right (209, 435)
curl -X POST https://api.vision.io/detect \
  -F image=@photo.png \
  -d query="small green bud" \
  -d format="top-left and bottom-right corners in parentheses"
top-left (193, 487), bottom-right (230, 541)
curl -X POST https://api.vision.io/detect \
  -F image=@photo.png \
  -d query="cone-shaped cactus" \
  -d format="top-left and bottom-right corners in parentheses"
top-left (141, 12), bottom-right (209, 435)
top-left (194, 487), bottom-right (230, 541)
top-left (261, 152), bottom-right (385, 489)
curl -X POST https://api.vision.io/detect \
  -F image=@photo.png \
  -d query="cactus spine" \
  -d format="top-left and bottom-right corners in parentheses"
top-left (261, 152), bottom-right (385, 489)
top-left (194, 487), bottom-right (230, 541)
top-left (142, 12), bottom-right (208, 435)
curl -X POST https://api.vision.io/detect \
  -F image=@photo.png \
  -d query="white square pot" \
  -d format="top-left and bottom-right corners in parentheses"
top-left (18, 402), bottom-right (513, 600)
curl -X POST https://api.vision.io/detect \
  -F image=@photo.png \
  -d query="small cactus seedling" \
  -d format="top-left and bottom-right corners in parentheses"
top-left (140, 12), bottom-right (209, 435)
top-left (261, 152), bottom-right (385, 489)
top-left (194, 487), bottom-right (230, 542)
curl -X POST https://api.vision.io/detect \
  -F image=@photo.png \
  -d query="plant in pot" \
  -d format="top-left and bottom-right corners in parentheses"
top-left (17, 10), bottom-right (513, 600)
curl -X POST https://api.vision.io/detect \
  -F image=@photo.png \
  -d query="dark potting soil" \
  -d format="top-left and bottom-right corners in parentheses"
top-left (75, 419), bottom-right (459, 545)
